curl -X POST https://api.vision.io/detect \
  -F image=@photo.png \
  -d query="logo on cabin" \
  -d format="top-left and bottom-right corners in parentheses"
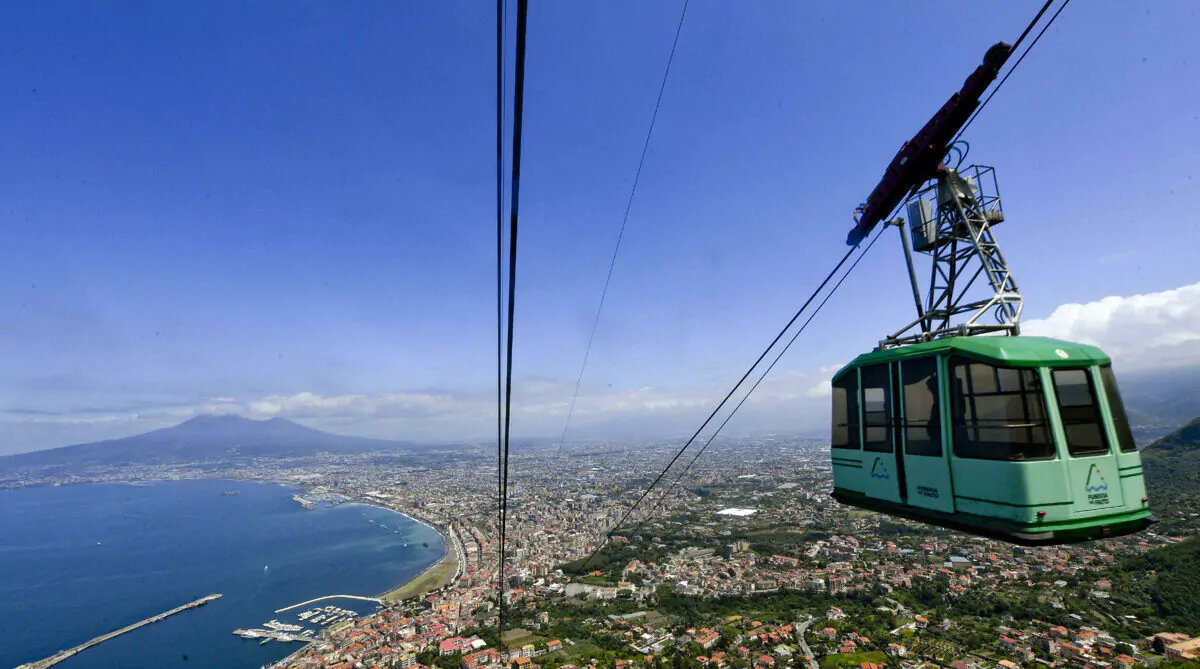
top-left (870, 457), bottom-right (890, 480)
top-left (1085, 464), bottom-right (1110, 506)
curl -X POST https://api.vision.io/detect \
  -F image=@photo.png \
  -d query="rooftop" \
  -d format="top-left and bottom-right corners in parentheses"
top-left (834, 336), bottom-right (1111, 379)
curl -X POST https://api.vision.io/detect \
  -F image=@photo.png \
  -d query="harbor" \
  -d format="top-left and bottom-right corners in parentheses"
top-left (16, 594), bottom-right (222, 669)
top-left (232, 628), bottom-right (313, 645)
top-left (235, 605), bottom-right (361, 646)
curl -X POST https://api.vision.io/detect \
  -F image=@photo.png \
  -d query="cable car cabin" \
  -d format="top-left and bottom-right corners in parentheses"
top-left (829, 336), bottom-right (1153, 545)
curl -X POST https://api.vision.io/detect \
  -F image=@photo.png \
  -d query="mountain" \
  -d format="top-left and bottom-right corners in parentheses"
top-left (0, 415), bottom-right (413, 472)
top-left (1111, 536), bottom-right (1200, 634)
top-left (1142, 416), bottom-right (1200, 534)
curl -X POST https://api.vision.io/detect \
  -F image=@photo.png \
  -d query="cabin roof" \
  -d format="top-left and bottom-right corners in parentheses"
top-left (834, 336), bottom-right (1110, 380)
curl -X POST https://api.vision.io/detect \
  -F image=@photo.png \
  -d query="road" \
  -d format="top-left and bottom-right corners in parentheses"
top-left (794, 615), bottom-right (819, 669)
top-left (883, 596), bottom-right (910, 616)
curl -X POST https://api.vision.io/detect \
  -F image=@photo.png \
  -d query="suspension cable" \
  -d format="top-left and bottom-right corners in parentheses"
top-left (497, 0), bottom-right (528, 648)
top-left (626, 226), bottom-right (887, 538)
top-left (575, 0), bottom-right (1070, 576)
top-left (953, 0), bottom-right (1069, 144)
top-left (494, 0), bottom-right (506, 641)
top-left (557, 0), bottom-right (691, 455)
top-left (1009, 0), bottom-right (1055, 56)
top-left (604, 0), bottom-right (1070, 541)
top-left (579, 241), bottom-right (863, 570)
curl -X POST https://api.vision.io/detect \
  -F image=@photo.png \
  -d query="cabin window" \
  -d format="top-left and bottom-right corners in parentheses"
top-left (831, 373), bottom-right (860, 450)
top-left (1052, 369), bottom-right (1110, 457)
top-left (1099, 365), bottom-right (1137, 452)
top-left (950, 358), bottom-right (1053, 461)
top-left (902, 357), bottom-right (942, 457)
top-left (861, 364), bottom-right (893, 453)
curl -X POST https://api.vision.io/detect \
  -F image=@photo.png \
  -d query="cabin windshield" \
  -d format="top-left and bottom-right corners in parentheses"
top-left (1052, 368), bottom-right (1110, 457)
top-left (950, 358), bottom-right (1054, 461)
top-left (1099, 365), bottom-right (1138, 452)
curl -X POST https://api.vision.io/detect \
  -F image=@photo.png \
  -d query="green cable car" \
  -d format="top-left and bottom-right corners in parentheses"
top-left (826, 45), bottom-right (1152, 544)
top-left (828, 159), bottom-right (1153, 544)
top-left (826, 163), bottom-right (1154, 544)
top-left (830, 336), bottom-right (1153, 545)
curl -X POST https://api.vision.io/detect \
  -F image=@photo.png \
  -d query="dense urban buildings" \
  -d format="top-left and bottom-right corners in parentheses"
top-left (5, 434), bottom-right (1196, 669)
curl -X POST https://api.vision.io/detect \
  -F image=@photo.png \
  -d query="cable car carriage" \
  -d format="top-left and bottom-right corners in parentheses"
top-left (830, 337), bottom-right (1152, 544)
top-left (828, 42), bottom-right (1153, 543)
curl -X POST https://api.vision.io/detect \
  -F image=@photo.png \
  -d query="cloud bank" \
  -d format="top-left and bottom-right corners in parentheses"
top-left (1022, 282), bottom-right (1200, 371)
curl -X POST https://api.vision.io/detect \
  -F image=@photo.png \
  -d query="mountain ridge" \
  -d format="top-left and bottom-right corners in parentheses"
top-left (0, 414), bottom-right (414, 472)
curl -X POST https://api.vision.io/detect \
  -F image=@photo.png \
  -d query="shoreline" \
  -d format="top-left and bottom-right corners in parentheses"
top-left (267, 499), bottom-right (463, 668)
top-left (380, 536), bottom-right (461, 602)
top-left (351, 503), bottom-right (463, 602)
top-left (329, 500), bottom-right (457, 596)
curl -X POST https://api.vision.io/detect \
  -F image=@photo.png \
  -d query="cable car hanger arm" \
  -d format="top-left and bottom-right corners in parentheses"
top-left (846, 41), bottom-right (1011, 247)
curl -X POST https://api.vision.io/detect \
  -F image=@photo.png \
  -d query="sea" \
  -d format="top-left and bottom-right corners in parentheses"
top-left (0, 479), bottom-right (446, 669)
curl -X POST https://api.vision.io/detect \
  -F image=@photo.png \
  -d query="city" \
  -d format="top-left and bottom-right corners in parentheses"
top-left (5, 433), bottom-right (1196, 669)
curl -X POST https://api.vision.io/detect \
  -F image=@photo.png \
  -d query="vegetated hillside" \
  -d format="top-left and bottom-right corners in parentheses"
top-left (0, 415), bottom-right (414, 473)
top-left (1110, 536), bottom-right (1200, 635)
top-left (1142, 417), bottom-right (1200, 534)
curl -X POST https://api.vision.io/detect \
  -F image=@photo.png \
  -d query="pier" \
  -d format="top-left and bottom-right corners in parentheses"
top-left (275, 594), bottom-right (382, 613)
top-left (17, 594), bottom-right (222, 669)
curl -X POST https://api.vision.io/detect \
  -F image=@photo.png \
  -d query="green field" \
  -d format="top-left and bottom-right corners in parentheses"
top-left (820, 651), bottom-right (888, 669)
top-left (501, 628), bottom-right (545, 645)
top-left (540, 641), bottom-right (605, 664)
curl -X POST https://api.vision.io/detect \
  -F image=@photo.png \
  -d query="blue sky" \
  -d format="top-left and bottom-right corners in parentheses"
top-left (3, 1), bottom-right (1199, 453)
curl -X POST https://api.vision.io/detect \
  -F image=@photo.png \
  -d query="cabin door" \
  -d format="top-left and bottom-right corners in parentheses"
top-left (860, 363), bottom-right (905, 504)
top-left (897, 357), bottom-right (955, 513)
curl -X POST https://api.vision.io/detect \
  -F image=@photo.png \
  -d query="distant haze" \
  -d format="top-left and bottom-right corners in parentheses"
top-left (3, 360), bottom-right (1199, 460)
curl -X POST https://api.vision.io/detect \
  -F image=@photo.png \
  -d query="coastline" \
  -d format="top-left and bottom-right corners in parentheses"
top-left (380, 535), bottom-right (460, 602)
top-left (267, 499), bottom-right (463, 668)
top-left (261, 488), bottom-right (462, 605)
top-left (338, 502), bottom-right (462, 601)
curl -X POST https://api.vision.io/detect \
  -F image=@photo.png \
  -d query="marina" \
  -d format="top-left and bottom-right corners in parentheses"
top-left (234, 605), bottom-right (362, 647)
top-left (232, 629), bottom-right (313, 644)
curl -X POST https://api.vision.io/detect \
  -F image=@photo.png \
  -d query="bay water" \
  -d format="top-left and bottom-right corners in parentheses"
top-left (0, 479), bottom-right (444, 668)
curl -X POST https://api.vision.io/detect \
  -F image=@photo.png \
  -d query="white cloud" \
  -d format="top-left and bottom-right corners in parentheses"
top-left (3, 413), bottom-right (141, 426)
top-left (803, 364), bottom-right (845, 398)
top-left (246, 391), bottom-right (456, 419)
top-left (1022, 282), bottom-right (1200, 370)
top-left (806, 380), bottom-right (832, 399)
